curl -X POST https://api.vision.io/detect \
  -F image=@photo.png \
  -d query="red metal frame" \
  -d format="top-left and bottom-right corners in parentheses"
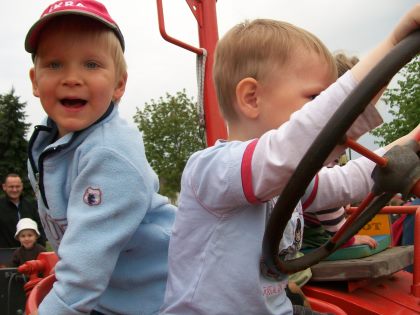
top-left (303, 206), bottom-right (420, 314)
top-left (331, 192), bottom-right (376, 243)
top-left (307, 296), bottom-right (347, 315)
top-left (303, 272), bottom-right (418, 315)
top-left (345, 137), bottom-right (388, 167)
top-left (347, 205), bottom-right (420, 298)
top-left (156, 0), bottom-right (227, 146)
top-left (17, 252), bottom-right (59, 314)
top-left (26, 274), bottom-right (56, 313)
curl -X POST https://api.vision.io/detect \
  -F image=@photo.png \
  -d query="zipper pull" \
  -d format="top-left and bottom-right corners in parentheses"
top-left (35, 172), bottom-right (40, 195)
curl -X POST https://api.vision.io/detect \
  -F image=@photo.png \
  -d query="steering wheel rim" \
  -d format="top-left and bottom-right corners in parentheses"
top-left (261, 30), bottom-right (420, 277)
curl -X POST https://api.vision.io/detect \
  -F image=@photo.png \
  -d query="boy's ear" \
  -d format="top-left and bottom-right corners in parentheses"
top-left (235, 77), bottom-right (260, 119)
top-left (113, 72), bottom-right (128, 102)
top-left (29, 68), bottom-right (40, 98)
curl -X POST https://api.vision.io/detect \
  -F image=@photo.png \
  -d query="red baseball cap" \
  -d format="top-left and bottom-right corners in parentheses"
top-left (25, 0), bottom-right (125, 53)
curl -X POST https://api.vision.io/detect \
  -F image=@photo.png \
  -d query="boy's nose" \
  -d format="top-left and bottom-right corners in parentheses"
top-left (62, 68), bottom-right (82, 86)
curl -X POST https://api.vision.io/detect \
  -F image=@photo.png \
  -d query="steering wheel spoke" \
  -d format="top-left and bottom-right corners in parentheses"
top-left (345, 137), bottom-right (388, 167)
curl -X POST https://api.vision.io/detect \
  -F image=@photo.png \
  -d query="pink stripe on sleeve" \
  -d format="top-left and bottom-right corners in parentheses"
top-left (302, 174), bottom-right (319, 210)
top-left (241, 139), bottom-right (260, 204)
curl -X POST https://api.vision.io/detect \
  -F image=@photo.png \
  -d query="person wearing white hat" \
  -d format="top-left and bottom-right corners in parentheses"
top-left (11, 218), bottom-right (46, 267)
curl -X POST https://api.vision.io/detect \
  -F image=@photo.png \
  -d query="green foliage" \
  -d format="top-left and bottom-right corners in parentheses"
top-left (371, 56), bottom-right (420, 146)
top-left (134, 90), bottom-right (206, 201)
top-left (0, 89), bottom-right (32, 195)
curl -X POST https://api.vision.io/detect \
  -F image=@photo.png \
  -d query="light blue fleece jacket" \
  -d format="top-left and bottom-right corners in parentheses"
top-left (28, 104), bottom-right (176, 315)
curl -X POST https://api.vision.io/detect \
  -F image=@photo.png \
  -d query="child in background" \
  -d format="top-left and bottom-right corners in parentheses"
top-left (301, 52), bottom-right (378, 251)
top-left (288, 53), bottom-right (377, 296)
top-left (334, 52), bottom-right (360, 77)
top-left (12, 218), bottom-right (46, 267)
top-left (161, 6), bottom-right (420, 315)
top-left (287, 54), bottom-right (374, 299)
top-left (26, 1), bottom-right (175, 314)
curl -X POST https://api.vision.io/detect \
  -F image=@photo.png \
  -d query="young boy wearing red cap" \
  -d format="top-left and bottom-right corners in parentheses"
top-left (12, 218), bottom-right (46, 267)
top-left (25, 1), bottom-right (175, 314)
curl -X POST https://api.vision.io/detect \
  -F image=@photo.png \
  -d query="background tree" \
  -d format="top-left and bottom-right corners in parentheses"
top-left (371, 55), bottom-right (419, 146)
top-left (0, 88), bottom-right (32, 196)
top-left (134, 90), bottom-right (205, 201)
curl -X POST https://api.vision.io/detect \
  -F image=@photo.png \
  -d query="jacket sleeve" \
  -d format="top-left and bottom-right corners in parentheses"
top-left (38, 146), bottom-right (154, 315)
top-left (303, 148), bottom-right (386, 212)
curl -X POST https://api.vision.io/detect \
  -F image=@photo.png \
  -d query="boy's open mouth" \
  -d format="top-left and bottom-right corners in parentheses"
top-left (61, 98), bottom-right (87, 108)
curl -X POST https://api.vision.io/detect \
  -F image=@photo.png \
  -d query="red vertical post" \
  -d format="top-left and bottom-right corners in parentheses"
top-left (157, 0), bottom-right (227, 146)
top-left (195, 0), bottom-right (227, 145)
top-left (412, 207), bottom-right (420, 297)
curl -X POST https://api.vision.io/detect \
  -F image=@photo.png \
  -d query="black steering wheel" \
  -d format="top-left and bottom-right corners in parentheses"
top-left (261, 30), bottom-right (420, 278)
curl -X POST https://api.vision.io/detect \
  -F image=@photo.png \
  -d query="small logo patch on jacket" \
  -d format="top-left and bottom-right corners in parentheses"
top-left (83, 187), bottom-right (102, 206)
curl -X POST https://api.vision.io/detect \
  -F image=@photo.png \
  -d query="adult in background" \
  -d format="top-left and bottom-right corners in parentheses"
top-left (0, 173), bottom-right (46, 248)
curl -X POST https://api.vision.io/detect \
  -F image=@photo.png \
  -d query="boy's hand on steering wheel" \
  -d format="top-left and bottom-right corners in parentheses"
top-left (390, 4), bottom-right (420, 47)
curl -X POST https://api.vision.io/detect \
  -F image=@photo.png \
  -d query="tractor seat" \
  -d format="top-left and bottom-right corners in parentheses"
top-left (309, 245), bottom-right (413, 281)
top-left (302, 234), bottom-right (391, 261)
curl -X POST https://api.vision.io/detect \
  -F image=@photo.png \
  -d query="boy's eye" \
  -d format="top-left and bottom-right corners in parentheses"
top-left (309, 94), bottom-right (319, 100)
top-left (85, 61), bottom-right (99, 69)
top-left (49, 61), bottom-right (61, 69)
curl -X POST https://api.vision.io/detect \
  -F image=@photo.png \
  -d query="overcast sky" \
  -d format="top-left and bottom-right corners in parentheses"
top-left (0, 0), bottom-right (417, 150)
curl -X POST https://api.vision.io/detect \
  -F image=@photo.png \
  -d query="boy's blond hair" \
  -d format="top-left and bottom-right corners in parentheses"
top-left (213, 19), bottom-right (337, 122)
top-left (33, 15), bottom-right (127, 82)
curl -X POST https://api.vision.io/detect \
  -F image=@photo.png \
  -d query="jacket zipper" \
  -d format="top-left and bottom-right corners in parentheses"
top-left (28, 125), bottom-right (63, 209)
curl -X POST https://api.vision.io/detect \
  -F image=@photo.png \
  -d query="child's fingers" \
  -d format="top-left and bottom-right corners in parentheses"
top-left (355, 235), bottom-right (378, 248)
top-left (369, 237), bottom-right (378, 249)
top-left (392, 4), bottom-right (420, 45)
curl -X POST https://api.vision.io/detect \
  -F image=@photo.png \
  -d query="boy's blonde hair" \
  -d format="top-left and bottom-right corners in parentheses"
top-left (33, 15), bottom-right (127, 82)
top-left (213, 19), bottom-right (337, 122)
